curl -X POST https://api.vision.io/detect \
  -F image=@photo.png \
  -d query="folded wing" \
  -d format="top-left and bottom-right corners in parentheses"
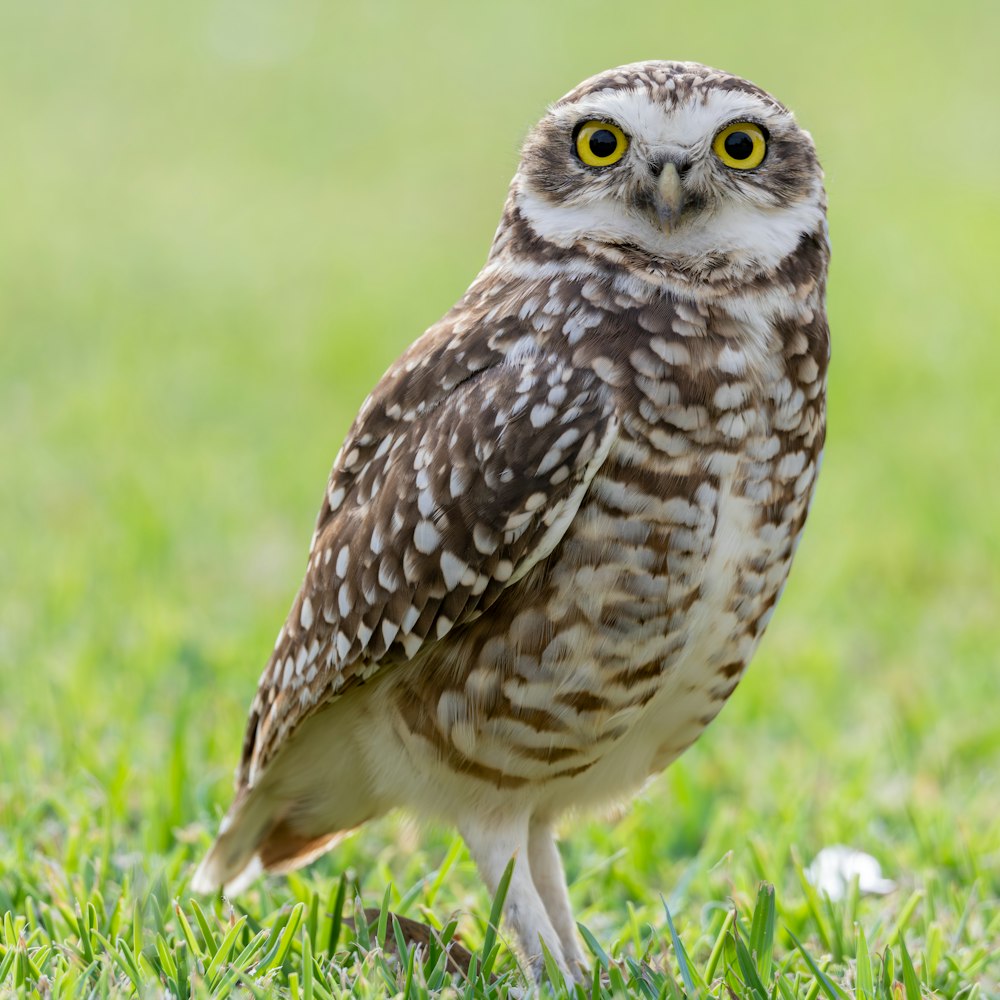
top-left (238, 339), bottom-right (619, 792)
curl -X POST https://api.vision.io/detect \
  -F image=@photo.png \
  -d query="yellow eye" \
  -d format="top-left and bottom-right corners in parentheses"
top-left (575, 120), bottom-right (629, 167)
top-left (712, 122), bottom-right (767, 170)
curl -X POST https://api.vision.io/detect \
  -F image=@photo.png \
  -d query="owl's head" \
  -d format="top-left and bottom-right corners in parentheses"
top-left (508, 61), bottom-right (826, 286)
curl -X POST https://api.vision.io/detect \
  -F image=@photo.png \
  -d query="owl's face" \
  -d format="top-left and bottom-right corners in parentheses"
top-left (513, 62), bottom-right (825, 280)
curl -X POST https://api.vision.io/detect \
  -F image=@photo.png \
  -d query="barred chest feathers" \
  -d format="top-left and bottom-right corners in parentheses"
top-left (380, 256), bottom-right (828, 815)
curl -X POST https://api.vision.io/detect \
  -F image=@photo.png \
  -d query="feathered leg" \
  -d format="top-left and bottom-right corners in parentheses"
top-left (460, 814), bottom-right (570, 982)
top-left (528, 818), bottom-right (586, 977)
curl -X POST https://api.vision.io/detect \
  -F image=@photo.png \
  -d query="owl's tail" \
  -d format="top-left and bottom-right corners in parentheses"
top-left (191, 701), bottom-right (378, 895)
top-left (191, 789), bottom-right (352, 895)
top-left (190, 790), bottom-right (273, 896)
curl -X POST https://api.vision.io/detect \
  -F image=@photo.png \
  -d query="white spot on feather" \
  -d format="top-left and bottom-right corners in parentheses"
top-left (777, 451), bottom-right (807, 478)
top-left (401, 633), bottom-right (422, 658)
top-left (382, 619), bottom-right (400, 648)
top-left (338, 584), bottom-right (352, 617)
top-left (336, 545), bottom-right (350, 577)
top-left (414, 520), bottom-right (442, 554)
top-left (494, 559), bottom-right (514, 582)
top-left (450, 466), bottom-right (469, 498)
top-left (419, 488), bottom-right (439, 517)
top-left (473, 523), bottom-right (498, 555)
top-left (440, 551), bottom-right (469, 591)
top-left (377, 560), bottom-right (400, 591)
top-left (299, 597), bottom-right (314, 630)
top-left (531, 403), bottom-right (555, 428)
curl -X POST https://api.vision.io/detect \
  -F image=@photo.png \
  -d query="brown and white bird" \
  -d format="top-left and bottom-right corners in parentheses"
top-left (193, 60), bottom-right (829, 980)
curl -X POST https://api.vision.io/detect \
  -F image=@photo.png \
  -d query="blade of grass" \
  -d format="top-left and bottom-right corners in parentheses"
top-left (375, 885), bottom-right (391, 949)
top-left (855, 922), bottom-right (874, 1000)
top-left (733, 922), bottom-right (770, 1000)
top-left (480, 857), bottom-right (514, 982)
top-left (661, 896), bottom-right (704, 999)
top-left (189, 897), bottom-right (218, 955)
top-left (786, 928), bottom-right (848, 1000)
top-left (174, 901), bottom-right (204, 963)
top-left (205, 914), bottom-right (248, 986)
top-left (327, 873), bottom-right (348, 959)
top-left (889, 892), bottom-right (923, 947)
top-left (749, 883), bottom-right (776, 984)
top-left (898, 936), bottom-right (921, 1000)
top-left (705, 909), bottom-right (736, 984)
top-left (578, 922), bottom-right (610, 972)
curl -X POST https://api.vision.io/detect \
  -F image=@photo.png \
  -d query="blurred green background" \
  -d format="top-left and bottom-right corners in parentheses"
top-left (0, 0), bottom-right (997, 985)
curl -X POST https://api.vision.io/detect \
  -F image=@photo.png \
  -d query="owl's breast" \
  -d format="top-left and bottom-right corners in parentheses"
top-left (497, 383), bottom-right (822, 805)
top-left (383, 297), bottom-right (827, 811)
top-left (550, 308), bottom-right (827, 787)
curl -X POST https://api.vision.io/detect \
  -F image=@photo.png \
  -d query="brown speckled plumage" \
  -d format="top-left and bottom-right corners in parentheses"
top-left (194, 60), bottom-right (829, 982)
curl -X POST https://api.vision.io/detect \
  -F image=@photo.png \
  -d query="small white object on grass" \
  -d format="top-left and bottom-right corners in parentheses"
top-left (805, 846), bottom-right (896, 902)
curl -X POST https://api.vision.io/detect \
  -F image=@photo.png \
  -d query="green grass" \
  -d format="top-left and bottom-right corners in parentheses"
top-left (1, 0), bottom-right (998, 996)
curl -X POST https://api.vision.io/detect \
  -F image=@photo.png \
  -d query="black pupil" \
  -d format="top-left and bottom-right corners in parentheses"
top-left (723, 130), bottom-right (755, 161)
top-left (588, 129), bottom-right (618, 159)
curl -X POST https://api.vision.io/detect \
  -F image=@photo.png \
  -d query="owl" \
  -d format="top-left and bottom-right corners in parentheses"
top-left (193, 60), bottom-right (829, 982)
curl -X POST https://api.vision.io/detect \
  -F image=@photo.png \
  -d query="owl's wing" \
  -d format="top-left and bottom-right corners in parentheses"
top-left (238, 335), bottom-right (618, 789)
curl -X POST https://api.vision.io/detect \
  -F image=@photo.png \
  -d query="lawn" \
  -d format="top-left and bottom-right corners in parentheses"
top-left (0, 1), bottom-right (997, 996)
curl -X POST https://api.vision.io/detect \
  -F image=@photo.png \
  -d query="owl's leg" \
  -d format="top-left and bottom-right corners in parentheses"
top-left (527, 818), bottom-right (586, 977)
top-left (460, 815), bottom-right (570, 983)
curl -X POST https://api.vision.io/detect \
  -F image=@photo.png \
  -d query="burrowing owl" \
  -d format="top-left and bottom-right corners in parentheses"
top-left (194, 60), bottom-right (829, 980)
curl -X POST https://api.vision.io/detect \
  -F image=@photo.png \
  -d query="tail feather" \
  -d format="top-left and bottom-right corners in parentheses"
top-left (260, 824), bottom-right (352, 873)
top-left (190, 790), bottom-right (276, 895)
top-left (190, 698), bottom-right (378, 895)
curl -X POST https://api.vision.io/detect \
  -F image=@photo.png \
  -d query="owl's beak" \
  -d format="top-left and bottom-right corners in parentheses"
top-left (655, 162), bottom-right (684, 236)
